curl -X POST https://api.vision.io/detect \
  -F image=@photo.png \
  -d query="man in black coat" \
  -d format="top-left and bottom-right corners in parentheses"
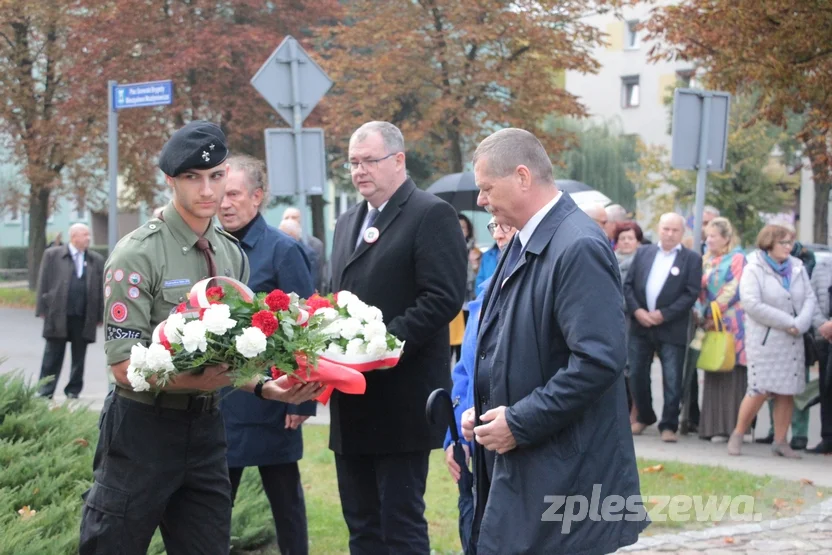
top-left (329, 121), bottom-right (467, 554)
top-left (624, 213), bottom-right (702, 442)
top-left (35, 223), bottom-right (104, 399)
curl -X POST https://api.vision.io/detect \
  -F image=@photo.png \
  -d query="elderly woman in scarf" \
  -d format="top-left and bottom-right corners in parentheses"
top-left (728, 225), bottom-right (817, 458)
top-left (694, 218), bottom-right (748, 442)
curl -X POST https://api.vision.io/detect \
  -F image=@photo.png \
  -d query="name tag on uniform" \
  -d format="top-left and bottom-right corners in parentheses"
top-left (107, 325), bottom-right (143, 341)
top-left (164, 278), bottom-right (191, 288)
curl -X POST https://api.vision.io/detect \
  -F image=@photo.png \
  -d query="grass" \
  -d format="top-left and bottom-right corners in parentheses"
top-left (242, 426), bottom-right (830, 553)
top-left (0, 287), bottom-right (35, 308)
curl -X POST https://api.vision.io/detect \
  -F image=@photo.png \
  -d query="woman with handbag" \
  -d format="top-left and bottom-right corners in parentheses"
top-left (728, 225), bottom-right (817, 458)
top-left (695, 218), bottom-right (748, 442)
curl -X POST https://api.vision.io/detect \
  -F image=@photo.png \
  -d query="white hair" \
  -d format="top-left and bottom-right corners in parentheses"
top-left (605, 204), bottom-right (628, 222)
top-left (278, 219), bottom-right (302, 241)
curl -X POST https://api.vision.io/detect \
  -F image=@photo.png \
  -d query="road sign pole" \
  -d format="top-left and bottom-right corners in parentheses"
top-left (288, 39), bottom-right (308, 236)
top-left (107, 80), bottom-right (119, 254)
top-left (692, 93), bottom-right (713, 256)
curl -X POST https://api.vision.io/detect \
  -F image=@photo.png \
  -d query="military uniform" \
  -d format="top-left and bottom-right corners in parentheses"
top-left (80, 122), bottom-right (250, 555)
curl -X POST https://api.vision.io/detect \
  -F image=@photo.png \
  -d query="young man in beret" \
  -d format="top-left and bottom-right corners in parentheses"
top-left (79, 121), bottom-right (323, 555)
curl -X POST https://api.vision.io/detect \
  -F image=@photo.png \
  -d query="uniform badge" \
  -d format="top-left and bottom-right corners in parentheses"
top-left (105, 270), bottom-right (112, 283)
top-left (128, 287), bottom-right (141, 299)
top-left (128, 272), bottom-right (142, 285)
top-left (114, 269), bottom-right (125, 282)
top-left (202, 151), bottom-right (210, 162)
top-left (107, 325), bottom-right (142, 341)
top-left (225, 268), bottom-right (232, 276)
top-left (110, 302), bottom-right (128, 323)
top-left (164, 278), bottom-right (191, 288)
top-left (670, 266), bottom-right (680, 277)
top-left (104, 285), bottom-right (111, 299)
top-left (209, 143), bottom-right (216, 150)
top-left (364, 226), bottom-right (380, 244)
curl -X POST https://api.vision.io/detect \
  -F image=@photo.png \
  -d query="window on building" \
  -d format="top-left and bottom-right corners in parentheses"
top-left (73, 196), bottom-right (87, 221)
top-left (4, 204), bottom-right (21, 224)
top-left (625, 20), bottom-right (640, 49)
top-left (621, 76), bottom-right (640, 108)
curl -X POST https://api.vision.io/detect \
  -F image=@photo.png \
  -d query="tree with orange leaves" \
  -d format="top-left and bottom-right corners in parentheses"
top-left (646, 0), bottom-right (832, 242)
top-left (317, 0), bottom-right (620, 178)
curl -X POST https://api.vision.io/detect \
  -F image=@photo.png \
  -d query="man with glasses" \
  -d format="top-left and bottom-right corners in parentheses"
top-left (328, 121), bottom-right (467, 554)
top-left (475, 218), bottom-right (516, 295)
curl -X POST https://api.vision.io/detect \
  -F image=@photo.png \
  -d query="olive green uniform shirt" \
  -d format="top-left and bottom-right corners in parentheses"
top-left (103, 203), bottom-right (249, 378)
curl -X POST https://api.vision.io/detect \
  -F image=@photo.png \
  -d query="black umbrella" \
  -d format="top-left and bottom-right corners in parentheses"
top-left (426, 173), bottom-right (609, 212)
top-left (426, 388), bottom-right (474, 552)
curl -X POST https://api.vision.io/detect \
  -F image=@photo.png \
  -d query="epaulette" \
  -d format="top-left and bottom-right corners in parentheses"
top-left (129, 218), bottom-right (165, 242)
top-left (215, 226), bottom-right (240, 244)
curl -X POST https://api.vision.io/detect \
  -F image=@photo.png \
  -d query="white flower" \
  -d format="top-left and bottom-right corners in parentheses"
top-left (365, 306), bottom-right (384, 323)
top-left (126, 365), bottom-right (151, 392)
top-left (182, 320), bottom-right (208, 353)
top-left (164, 313), bottom-right (185, 344)
top-left (316, 307), bottom-right (339, 323)
top-left (201, 304), bottom-right (236, 335)
top-left (145, 343), bottom-right (175, 373)
top-left (366, 335), bottom-right (389, 357)
top-left (346, 298), bottom-right (370, 320)
top-left (336, 291), bottom-right (356, 308)
top-left (129, 343), bottom-right (148, 369)
top-left (339, 318), bottom-right (363, 340)
top-left (321, 320), bottom-right (342, 338)
top-left (363, 320), bottom-right (387, 341)
top-left (325, 342), bottom-right (345, 356)
top-left (236, 327), bottom-right (267, 358)
top-left (345, 338), bottom-right (366, 356)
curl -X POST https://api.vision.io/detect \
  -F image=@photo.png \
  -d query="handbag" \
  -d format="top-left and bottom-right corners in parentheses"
top-left (696, 301), bottom-right (736, 372)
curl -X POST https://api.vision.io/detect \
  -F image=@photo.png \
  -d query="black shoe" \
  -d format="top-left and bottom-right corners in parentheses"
top-left (755, 433), bottom-right (774, 444)
top-left (790, 436), bottom-right (808, 450)
top-left (65, 393), bottom-right (79, 399)
top-left (807, 440), bottom-right (832, 454)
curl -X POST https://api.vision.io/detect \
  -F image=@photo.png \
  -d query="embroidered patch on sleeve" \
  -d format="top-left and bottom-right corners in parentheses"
top-left (128, 272), bottom-right (142, 285)
top-left (114, 269), bottom-right (125, 282)
top-left (128, 287), bottom-right (140, 299)
top-left (110, 302), bottom-right (128, 323)
top-left (106, 325), bottom-right (143, 341)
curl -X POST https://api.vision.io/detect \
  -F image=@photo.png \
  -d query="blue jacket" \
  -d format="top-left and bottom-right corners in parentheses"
top-left (444, 286), bottom-right (488, 450)
top-left (220, 214), bottom-right (317, 468)
top-left (475, 244), bottom-right (499, 295)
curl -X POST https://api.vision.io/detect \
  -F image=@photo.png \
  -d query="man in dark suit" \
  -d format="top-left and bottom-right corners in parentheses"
top-left (460, 128), bottom-right (646, 554)
top-left (35, 223), bottom-right (104, 400)
top-left (329, 121), bottom-right (467, 554)
top-left (624, 213), bottom-right (702, 442)
top-left (218, 154), bottom-right (317, 555)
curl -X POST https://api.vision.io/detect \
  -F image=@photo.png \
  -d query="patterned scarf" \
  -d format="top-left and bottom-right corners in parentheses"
top-left (763, 251), bottom-right (792, 290)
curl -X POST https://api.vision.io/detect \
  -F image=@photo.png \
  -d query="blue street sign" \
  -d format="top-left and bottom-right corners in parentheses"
top-left (112, 80), bottom-right (173, 110)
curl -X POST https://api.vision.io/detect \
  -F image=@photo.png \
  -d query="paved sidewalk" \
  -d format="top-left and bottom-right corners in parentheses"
top-left (619, 498), bottom-right (832, 553)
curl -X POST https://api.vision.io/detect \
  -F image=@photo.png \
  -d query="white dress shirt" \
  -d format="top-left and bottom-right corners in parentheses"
top-left (517, 191), bottom-right (562, 248)
top-left (645, 244), bottom-right (681, 312)
top-left (356, 200), bottom-right (389, 248)
top-left (68, 243), bottom-right (84, 279)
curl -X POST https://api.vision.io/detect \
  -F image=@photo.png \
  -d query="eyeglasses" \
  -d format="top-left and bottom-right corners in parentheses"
top-left (487, 222), bottom-right (512, 235)
top-left (778, 240), bottom-right (794, 247)
top-left (347, 153), bottom-right (397, 171)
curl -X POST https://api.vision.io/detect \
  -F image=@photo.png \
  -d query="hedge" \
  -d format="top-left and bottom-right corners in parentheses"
top-left (0, 373), bottom-right (274, 554)
top-left (0, 247), bottom-right (109, 270)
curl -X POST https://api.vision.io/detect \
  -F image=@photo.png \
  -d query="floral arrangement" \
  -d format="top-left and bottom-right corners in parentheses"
top-left (125, 277), bottom-right (403, 402)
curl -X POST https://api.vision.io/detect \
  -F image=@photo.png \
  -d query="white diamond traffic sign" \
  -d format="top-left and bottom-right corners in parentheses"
top-left (250, 36), bottom-right (333, 127)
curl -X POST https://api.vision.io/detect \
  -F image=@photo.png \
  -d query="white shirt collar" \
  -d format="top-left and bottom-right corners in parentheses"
top-left (68, 243), bottom-right (81, 257)
top-left (367, 200), bottom-right (389, 213)
top-left (659, 243), bottom-right (682, 255)
top-left (517, 191), bottom-right (562, 248)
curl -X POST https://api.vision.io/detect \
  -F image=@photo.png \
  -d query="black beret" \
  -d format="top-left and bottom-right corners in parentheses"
top-left (159, 121), bottom-right (229, 177)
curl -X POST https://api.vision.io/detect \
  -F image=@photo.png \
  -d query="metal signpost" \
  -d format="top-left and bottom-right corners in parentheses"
top-left (107, 80), bottom-right (173, 253)
top-left (671, 88), bottom-right (731, 255)
top-left (251, 36), bottom-right (333, 237)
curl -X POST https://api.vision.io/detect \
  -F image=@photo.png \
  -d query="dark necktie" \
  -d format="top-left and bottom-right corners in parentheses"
top-left (356, 208), bottom-right (380, 249)
top-left (195, 237), bottom-right (218, 277)
top-left (503, 236), bottom-right (524, 276)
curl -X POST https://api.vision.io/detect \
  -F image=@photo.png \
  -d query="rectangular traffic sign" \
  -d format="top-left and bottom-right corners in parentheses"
top-left (113, 80), bottom-right (173, 110)
top-left (671, 88), bottom-right (731, 172)
top-left (264, 128), bottom-right (327, 196)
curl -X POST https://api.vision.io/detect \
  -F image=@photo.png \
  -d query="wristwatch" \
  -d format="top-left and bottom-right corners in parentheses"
top-left (254, 377), bottom-right (273, 399)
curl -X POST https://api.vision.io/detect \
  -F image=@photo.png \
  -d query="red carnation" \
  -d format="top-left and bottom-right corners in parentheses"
top-left (306, 294), bottom-right (333, 314)
top-left (175, 302), bottom-right (188, 314)
top-left (265, 289), bottom-right (290, 312)
top-left (252, 310), bottom-right (279, 337)
top-left (206, 286), bottom-right (224, 302)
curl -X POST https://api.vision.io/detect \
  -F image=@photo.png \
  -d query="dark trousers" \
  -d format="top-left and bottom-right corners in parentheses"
top-left (334, 451), bottom-right (430, 555)
top-left (820, 341), bottom-right (832, 441)
top-left (79, 394), bottom-right (232, 555)
top-left (229, 463), bottom-right (308, 555)
top-left (629, 332), bottom-right (686, 433)
top-left (38, 315), bottom-right (88, 397)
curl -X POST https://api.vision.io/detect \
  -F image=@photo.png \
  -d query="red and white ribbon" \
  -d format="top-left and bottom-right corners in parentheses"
top-left (188, 276), bottom-right (255, 308)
